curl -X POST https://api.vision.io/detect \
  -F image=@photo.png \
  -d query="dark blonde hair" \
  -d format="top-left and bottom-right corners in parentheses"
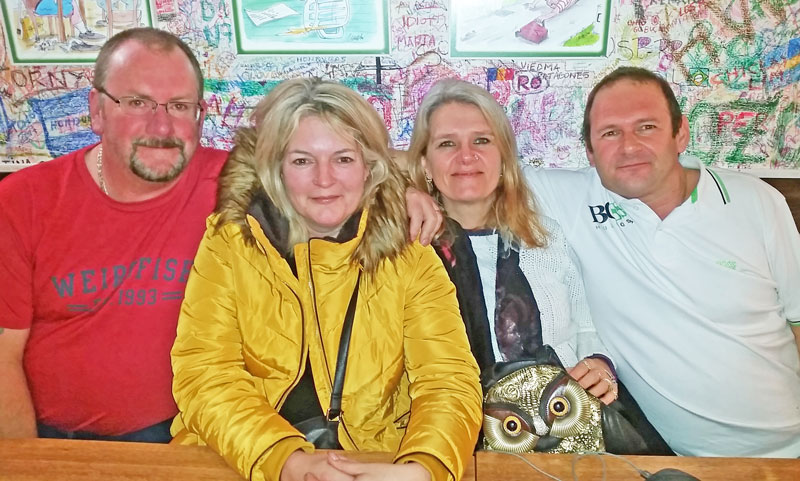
top-left (407, 79), bottom-right (547, 248)
top-left (237, 78), bottom-right (409, 273)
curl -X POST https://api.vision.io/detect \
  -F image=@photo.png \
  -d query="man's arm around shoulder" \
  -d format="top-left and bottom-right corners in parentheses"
top-left (522, 164), bottom-right (590, 220)
top-left (0, 327), bottom-right (37, 438)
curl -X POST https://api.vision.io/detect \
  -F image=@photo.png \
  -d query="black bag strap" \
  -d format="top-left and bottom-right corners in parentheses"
top-left (326, 272), bottom-right (361, 421)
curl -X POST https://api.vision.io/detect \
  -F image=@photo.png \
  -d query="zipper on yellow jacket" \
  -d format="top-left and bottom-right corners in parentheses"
top-left (248, 215), bottom-right (309, 413)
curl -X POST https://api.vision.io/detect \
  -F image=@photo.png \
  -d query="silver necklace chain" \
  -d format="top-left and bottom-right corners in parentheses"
top-left (96, 146), bottom-right (109, 195)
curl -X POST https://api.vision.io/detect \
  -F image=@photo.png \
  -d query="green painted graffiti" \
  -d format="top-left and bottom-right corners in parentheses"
top-left (674, 21), bottom-right (721, 82)
top-left (774, 101), bottom-right (800, 168)
top-left (204, 79), bottom-right (279, 97)
top-left (201, 0), bottom-right (224, 21)
top-left (340, 78), bottom-right (392, 99)
top-left (204, 22), bottom-right (233, 49)
top-left (687, 97), bottom-right (779, 165)
top-left (750, 0), bottom-right (797, 22)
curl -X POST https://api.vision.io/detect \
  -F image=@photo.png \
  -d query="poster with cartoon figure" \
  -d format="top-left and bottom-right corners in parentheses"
top-left (1, 0), bottom-right (153, 63)
top-left (451, 0), bottom-right (611, 57)
top-left (232, 0), bottom-right (388, 54)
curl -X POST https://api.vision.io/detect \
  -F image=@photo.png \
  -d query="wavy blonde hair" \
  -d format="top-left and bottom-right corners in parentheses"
top-left (233, 78), bottom-right (409, 274)
top-left (407, 79), bottom-right (547, 248)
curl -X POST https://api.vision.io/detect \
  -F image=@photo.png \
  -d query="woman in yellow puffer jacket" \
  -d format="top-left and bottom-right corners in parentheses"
top-left (170, 78), bottom-right (482, 481)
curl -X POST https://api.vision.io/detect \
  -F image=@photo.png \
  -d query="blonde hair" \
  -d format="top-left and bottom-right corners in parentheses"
top-left (227, 78), bottom-right (409, 274)
top-left (407, 79), bottom-right (547, 248)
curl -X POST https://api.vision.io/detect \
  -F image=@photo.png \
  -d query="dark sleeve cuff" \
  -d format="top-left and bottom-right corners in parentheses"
top-left (587, 353), bottom-right (617, 381)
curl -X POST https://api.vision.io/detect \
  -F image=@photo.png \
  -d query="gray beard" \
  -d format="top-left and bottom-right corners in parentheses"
top-left (129, 137), bottom-right (189, 182)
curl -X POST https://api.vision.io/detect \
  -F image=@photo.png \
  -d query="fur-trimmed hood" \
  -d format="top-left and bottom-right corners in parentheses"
top-left (214, 127), bottom-right (273, 247)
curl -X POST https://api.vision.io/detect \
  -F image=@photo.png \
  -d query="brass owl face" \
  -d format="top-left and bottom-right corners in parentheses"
top-left (483, 363), bottom-right (604, 453)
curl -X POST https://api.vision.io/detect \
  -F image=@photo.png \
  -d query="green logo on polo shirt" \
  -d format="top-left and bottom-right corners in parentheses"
top-left (609, 203), bottom-right (628, 219)
top-left (716, 260), bottom-right (737, 270)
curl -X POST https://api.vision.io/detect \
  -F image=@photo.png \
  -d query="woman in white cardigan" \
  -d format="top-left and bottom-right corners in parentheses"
top-left (407, 78), bottom-right (617, 405)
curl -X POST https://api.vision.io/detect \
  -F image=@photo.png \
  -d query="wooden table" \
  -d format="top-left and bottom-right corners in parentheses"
top-left (1, 439), bottom-right (242, 480)
top-left (1, 439), bottom-right (798, 480)
top-left (474, 450), bottom-right (800, 480)
top-left (0, 439), bottom-right (468, 481)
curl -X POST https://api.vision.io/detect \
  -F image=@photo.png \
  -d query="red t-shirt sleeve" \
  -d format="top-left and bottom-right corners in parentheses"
top-left (0, 172), bottom-right (36, 329)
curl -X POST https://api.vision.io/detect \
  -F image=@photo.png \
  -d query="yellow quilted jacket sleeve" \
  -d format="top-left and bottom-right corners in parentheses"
top-left (393, 243), bottom-right (483, 481)
top-left (171, 217), bottom-right (312, 481)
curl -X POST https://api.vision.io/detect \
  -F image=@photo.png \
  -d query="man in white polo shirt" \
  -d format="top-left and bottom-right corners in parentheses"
top-left (525, 66), bottom-right (800, 457)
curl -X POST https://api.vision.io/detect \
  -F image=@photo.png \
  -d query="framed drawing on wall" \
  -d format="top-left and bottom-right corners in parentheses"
top-left (451, 0), bottom-right (612, 58)
top-left (1, 0), bottom-right (153, 64)
top-left (232, 0), bottom-right (388, 55)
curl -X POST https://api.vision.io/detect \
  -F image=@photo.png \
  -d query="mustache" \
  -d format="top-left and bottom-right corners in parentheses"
top-left (132, 137), bottom-right (185, 149)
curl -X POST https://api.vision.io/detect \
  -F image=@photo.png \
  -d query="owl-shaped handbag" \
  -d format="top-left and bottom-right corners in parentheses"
top-left (481, 345), bottom-right (667, 455)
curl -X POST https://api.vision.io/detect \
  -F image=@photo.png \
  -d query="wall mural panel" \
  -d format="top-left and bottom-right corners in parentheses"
top-left (451, 0), bottom-right (612, 57)
top-left (1, 0), bottom-right (153, 63)
top-left (232, 0), bottom-right (389, 54)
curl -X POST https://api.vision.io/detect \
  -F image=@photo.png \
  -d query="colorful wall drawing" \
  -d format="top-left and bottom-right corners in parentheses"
top-left (232, 0), bottom-right (388, 54)
top-left (1, 0), bottom-right (799, 177)
top-left (451, 0), bottom-right (611, 57)
top-left (1, 0), bottom-right (153, 64)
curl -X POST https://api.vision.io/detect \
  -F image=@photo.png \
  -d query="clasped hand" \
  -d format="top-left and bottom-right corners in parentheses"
top-left (567, 357), bottom-right (618, 405)
top-left (281, 450), bottom-right (431, 481)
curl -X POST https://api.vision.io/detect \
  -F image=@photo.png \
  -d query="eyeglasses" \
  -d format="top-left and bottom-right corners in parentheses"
top-left (96, 87), bottom-right (203, 121)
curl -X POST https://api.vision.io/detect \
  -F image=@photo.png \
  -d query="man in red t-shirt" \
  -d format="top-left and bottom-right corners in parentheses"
top-left (0, 28), bottom-right (227, 442)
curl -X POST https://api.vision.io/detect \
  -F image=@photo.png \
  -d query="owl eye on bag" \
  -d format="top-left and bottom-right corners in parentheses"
top-left (483, 402), bottom-right (539, 452)
top-left (480, 345), bottom-right (663, 455)
top-left (548, 396), bottom-right (569, 417)
top-left (539, 372), bottom-right (594, 439)
top-left (503, 415), bottom-right (523, 434)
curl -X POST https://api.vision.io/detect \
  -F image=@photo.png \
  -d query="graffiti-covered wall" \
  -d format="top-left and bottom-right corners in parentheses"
top-left (1, 0), bottom-right (798, 175)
